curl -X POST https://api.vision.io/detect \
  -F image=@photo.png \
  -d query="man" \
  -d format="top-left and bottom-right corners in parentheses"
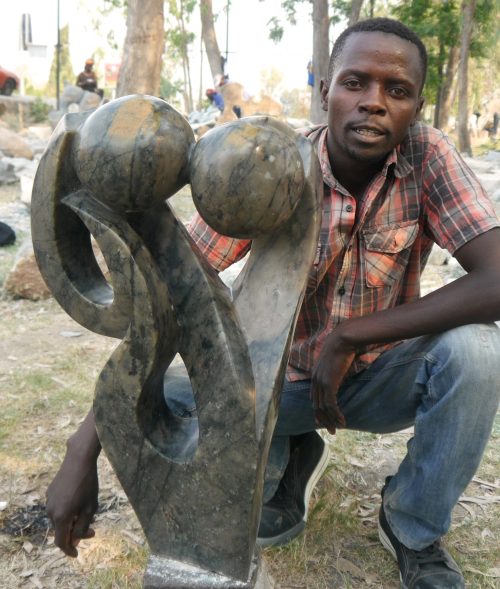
top-left (47, 18), bottom-right (500, 588)
top-left (205, 87), bottom-right (225, 112)
top-left (76, 58), bottom-right (102, 97)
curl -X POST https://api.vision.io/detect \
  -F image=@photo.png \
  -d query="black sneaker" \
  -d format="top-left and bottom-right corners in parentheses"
top-left (378, 478), bottom-right (465, 588)
top-left (257, 431), bottom-right (330, 548)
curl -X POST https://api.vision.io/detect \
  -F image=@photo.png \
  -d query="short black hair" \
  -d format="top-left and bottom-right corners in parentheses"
top-left (328, 18), bottom-right (428, 93)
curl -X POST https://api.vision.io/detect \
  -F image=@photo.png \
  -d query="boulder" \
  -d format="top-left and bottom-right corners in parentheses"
top-left (219, 82), bottom-right (283, 119)
top-left (0, 126), bottom-right (34, 159)
top-left (60, 85), bottom-right (84, 109)
top-left (78, 91), bottom-right (102, 112)
top-left (4, 243), bottom-right (51, 300)
top-left (0, 159), bottom-right (18, 185)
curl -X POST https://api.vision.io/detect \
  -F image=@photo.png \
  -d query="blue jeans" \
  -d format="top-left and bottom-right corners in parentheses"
top-left (265, 323), bottom-right (500, 550)
top-left (163, 324), bottom-right (500, 550)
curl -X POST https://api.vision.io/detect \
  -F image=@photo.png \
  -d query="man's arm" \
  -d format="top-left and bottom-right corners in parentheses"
top-left (311, 228), bottom-right (500, 433)
top-left (45, 410), bottom-right (101, 557)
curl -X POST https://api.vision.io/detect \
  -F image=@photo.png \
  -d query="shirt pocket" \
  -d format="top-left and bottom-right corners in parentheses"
top-left (362, 222), bottom-right (419, 288)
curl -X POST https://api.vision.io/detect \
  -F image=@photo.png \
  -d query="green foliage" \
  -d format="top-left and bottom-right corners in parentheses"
top-left (267, 16), bottom-right (285, 43)
top-left (104, 0), bottom-right (127, 7)
top-left (260, 0), bottom-right (303, 45)
top-left (29, 98), bottom-right (50, 123)
top-left (391, 0), bottom-right (498, 106)
top-left (46, 24), bottom-right (75, 97)
top-left (159, 76), bottom-right (183, 103)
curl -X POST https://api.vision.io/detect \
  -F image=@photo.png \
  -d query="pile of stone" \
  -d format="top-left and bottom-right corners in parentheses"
top-left (0, 118), bottom-right (52, 299)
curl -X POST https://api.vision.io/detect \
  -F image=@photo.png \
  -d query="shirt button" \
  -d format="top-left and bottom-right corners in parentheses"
top-left (346, 204), bottom-right (354, 212)
top-left (338, 286), bottom-right (346, 295)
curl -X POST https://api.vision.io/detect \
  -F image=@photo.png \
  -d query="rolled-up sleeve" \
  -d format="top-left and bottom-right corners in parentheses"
top-left (422, 134), bottom-right (499, 254)
top-left (187, 213), bottom-right (251, 272)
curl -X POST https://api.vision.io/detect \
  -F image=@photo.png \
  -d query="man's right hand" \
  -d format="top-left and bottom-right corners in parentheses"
top-left (46, 410), bottom-right (102, 557)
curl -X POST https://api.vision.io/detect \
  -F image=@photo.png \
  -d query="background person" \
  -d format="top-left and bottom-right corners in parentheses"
top-left (76, 59), bottom-right (103, 98)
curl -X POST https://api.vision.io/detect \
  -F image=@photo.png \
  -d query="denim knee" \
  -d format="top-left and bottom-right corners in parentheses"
top-left (421, 323), bottom-right (500, 406)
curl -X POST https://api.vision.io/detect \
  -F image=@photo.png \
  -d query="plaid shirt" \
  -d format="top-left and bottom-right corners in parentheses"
top-left (188, 122), bottom-right (499, 380)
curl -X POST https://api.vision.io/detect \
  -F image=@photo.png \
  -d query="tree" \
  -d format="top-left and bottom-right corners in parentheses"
top-left (116, 0), bottom-right (165, 97)
top-left (200, 0), bottom-right (224, 84)
top-left (457, 0), bottom-right (477, 155)
top-left (349, 0), bottom-right (365, 24)
top-left (392, 0), bottom-right (497, 133)
top-left (260, 67), bottom-right (284, 98)
top-left (165, 0), bottom-right (197, 113)
top-left (47, 25), bottom-right (75, 97)
top-left (262, 0), bottom-right (331, 124)
top-left (311, 0), bottom-right (330, 124)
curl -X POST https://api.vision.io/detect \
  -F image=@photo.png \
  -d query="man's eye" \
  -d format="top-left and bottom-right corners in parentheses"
top-left (343, 79), bottom-right (361, 89)
top-left (389, 87), bottom-right (408, 97)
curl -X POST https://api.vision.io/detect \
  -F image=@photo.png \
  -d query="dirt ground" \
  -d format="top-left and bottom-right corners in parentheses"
top-left (0, 181), bottom-right (499, 588)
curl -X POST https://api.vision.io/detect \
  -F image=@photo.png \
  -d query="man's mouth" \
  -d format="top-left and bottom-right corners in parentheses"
top-left (352, 126), bottom-right (385, 137)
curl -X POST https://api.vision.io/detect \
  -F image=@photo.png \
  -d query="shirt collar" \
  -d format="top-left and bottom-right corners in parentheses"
top-left (316, 126), bottom-right (414, 190)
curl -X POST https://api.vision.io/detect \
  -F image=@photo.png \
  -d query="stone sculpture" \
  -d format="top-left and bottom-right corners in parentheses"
top-left (31, 95), bottom-right (322, 588)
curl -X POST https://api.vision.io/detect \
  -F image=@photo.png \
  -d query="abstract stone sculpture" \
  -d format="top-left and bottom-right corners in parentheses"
top-left (31, 95), bottom-right (322, 588)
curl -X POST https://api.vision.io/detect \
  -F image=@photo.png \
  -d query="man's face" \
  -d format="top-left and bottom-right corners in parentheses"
top-left (321, 32), bottom-right (424, 168)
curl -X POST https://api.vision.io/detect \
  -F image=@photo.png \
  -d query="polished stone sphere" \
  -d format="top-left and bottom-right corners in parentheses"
top-left (73, 95), bottom-right (195, 212)
top-left (190, 117), bottom-right (304, 239)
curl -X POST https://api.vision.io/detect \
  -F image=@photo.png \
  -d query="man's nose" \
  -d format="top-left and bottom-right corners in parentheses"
top-left (359, 84), bottom-right (386, 115)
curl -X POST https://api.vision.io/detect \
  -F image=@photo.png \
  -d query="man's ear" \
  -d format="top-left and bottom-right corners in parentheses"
top-left (320, 78), bottom-right (329, 112)
top-left (413, 96), bottom-right (425, 123)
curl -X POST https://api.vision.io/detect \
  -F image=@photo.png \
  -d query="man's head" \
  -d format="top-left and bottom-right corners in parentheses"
top-left (328, 18), bottom-right (427, 92)
top-left (85, 58), bottom-right (94, 72)
top-left (320, 18), bottom-right (426, 176)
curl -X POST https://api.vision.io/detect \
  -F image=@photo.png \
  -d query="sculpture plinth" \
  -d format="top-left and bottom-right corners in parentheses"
top-left (31, 95), bottom-right (322, 588)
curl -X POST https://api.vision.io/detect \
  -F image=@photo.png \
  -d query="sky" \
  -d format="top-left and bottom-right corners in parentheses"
top-left (0, 1), bottom-right (344, 99)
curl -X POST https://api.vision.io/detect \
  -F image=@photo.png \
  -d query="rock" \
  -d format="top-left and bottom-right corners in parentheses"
top-left (0, 221), bottom-right (16, 246)
top-left (4, 243), bottom-right (51, 300)
top-left (78, 91), bottom-right (102, 112)
top-left (48, 110), bottom-right (65, 129)
top-left (219, 82), bottom-right (283, 119)
top-left (25, 126), bottom-right (53, 142)
top-left (60, 85), bottom-right (84, 109)
top-left (427, 244), bottom-right (450, 266)
top-left (0, 127), bottom-right (33, 159)
top-left (475, 174), bottom-right (500, 197)
top-left (0, 159), bottom-right (19, 185)
top-left (20, 175), bottom-right (34, 206)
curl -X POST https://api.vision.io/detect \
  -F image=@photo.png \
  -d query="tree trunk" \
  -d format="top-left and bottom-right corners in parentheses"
top-left (435, 46), bottom-right (459, 131)
top-left (200, 0), bottom-right (223, 85)
top-left (310, 0), bottom-right (330, 124)
top-left (457, 0), bottom-right (477, 155)
top-left (349, 0), bottom-right (365, 25)
top-left (178, 6), bottom-right (194, 113)
top-left (116, 0), bottom-right (164, 98)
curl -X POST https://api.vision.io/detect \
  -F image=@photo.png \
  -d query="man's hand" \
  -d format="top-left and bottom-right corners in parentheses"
top-left (311, 329), bottom-right (356, 435)
top-left (46, 447), bottom-right (99, 557)
top-left (46, 410), bottom-right (101, 557)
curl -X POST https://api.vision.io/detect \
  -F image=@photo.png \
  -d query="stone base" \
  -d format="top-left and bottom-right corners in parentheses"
top-left (143, 554), bottom-right (275, 589)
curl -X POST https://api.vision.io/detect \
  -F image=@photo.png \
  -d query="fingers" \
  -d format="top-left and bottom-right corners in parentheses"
top-left (51, 511), bottom-right (95, 558)
top-left (311, 380), bottom-right (346, 434)
top-left (53, 515), bottom-right (79, 557)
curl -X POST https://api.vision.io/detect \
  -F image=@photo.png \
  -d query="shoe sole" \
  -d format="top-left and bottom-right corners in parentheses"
top-left (256, 520), bottom-right (306, 548)
top-left (378, 519), bottom-right (407, 589)
top-left (303, 437), bottom-right (331, 521)
top-left (257, 438), bottom-right (331, 548)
